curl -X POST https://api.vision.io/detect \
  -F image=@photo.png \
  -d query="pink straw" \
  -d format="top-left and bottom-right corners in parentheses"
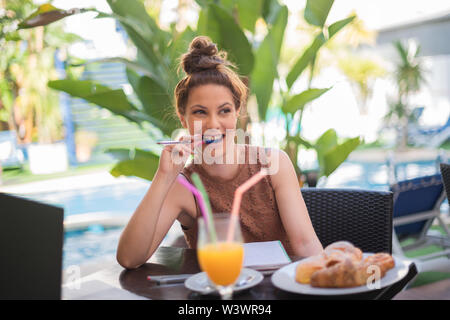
top-left (176, 176), bottom-right (209, 223)
top-left (227, 168), bottom-right (269, 242)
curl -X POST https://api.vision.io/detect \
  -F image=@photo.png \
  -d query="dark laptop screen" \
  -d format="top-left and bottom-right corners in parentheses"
top-left (0, 193), bottom-right (64, 300)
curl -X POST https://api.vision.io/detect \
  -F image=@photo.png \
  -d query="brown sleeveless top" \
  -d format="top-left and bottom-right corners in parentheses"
top-left (180, 144), bottom-right (293, 255)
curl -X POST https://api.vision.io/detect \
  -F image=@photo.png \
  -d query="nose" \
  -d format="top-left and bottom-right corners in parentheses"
top-left (206, 114), bottom-right (221, 131)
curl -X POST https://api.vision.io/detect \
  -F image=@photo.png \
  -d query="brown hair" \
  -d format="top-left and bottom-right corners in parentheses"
top-left (174, 36), bottom-right (248, 118)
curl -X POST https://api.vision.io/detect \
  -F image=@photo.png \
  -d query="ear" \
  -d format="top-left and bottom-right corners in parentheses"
top-left (179, 114), bottom-right (188, 129)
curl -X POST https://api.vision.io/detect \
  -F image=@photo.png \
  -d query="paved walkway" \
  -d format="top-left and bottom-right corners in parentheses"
top-left (0, 170), bottom-right (144, 195)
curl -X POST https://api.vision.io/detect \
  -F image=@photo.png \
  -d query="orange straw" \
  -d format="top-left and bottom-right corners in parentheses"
top-left (227, 168), bottom-right (269, 242)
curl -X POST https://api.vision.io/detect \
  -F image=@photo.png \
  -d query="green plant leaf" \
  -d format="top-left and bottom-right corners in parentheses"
top-left (282, 87), bottom-right (331, 114)
top-left (107, 148), bottom-right (160, 181)
top-left (197, 7), bottom-right (221, 44)
top-left (328, 15), bottom-right (355, 38)
top-left (235, 0), bottom-right (263, 33)
top-left (286, 33), bottom-right (326, 89)
top-left (251, 5), bottom-right (288, 120)
top-left (168, 27), bottom-right (197, 82)
top-left (208, 3), bottom-right (254, 75)
top-left (315, 128), bottom-right (338, 158)
top-left (48, 80), bottom-right (132, 115)
top-left (48, 79), bottom-right (111, 98)
top-left (48, 79), bottom-right (154, 126)
top-left (321, 137), bottom-right (361, 177)
top-left (105, 148), bottom-right (135, 161)
top-left (18, 4), bottom-right (69, 29)
top-left (107, 0), bottom-right (160, 39)
top-left (70, 57), bottom-right (157, 79)
top-left (136, 76), bottom-right (178, 136)
top-left (262, 0), bottom-right (282, 23)
top-left (287, 135), bottom-right (314, 149)
top-left (304, 0), bottom-right (334, 28)
top-left (107, 0), bottom-right (171, 80)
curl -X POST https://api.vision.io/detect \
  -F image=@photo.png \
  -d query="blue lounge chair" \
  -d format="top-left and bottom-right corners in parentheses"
top-left (0, 130), bottom-right (24, 169)
top-left (408, 114), bottom-right (450, 148)
top-left (390, 174), bottom-right (450, 272)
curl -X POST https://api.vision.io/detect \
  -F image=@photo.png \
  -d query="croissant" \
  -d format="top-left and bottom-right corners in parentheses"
top-left (310, 257), bottom-right (367, 288)
top-left (295, 255), bottom-right (326, 284)
top-left (309, 253), bottom-right (395, 288)
top-left (324, 241), bottom-right (363, 262)
top-left (363, 253), bottom-right (395, 274)
top-left (295, 241), bottom-right (396, 288)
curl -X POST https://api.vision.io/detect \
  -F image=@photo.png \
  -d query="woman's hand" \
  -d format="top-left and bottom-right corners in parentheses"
top-left (157, 134), bottom-right (201, 180)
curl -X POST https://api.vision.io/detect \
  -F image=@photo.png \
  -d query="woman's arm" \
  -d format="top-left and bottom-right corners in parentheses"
top-left (268, 149), bottom-right (323, 257)
top-left (117, 137), bottom-right (198, 269)
top-left (116, 171), bottom-right (184, 269)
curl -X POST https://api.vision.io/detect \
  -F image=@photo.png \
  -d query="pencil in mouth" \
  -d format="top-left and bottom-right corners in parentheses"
top-left (202, 133), bottom-right (225, 144)
top-left (156, 134), bottom-right (225, 145)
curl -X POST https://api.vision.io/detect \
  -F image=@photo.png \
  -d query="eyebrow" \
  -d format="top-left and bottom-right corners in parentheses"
top-left (191, 102), bottom-right (232, 110)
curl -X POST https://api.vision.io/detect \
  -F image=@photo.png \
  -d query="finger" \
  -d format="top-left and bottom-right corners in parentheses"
top-left (173, 144), bottom-right (192, 159)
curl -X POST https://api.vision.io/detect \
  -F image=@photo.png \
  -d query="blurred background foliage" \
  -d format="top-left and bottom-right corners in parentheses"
top-left (0, 0), bottom-right (81, 143)
top-left (6, 0), bottom-right (392, 185)
top-left (384, 40), bottom-right (427, 150)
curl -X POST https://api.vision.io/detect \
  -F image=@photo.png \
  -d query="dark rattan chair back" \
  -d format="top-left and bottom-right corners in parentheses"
top-left (301, 188), bottom-right (393, 254)
top-left (440, 163), bottom-right (450, 203)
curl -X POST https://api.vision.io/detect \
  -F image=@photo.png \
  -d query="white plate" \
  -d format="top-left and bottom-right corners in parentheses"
top-left (184, 268), bottom-right (263, 295)
top-left (271, 253), bottom-right (410, 295)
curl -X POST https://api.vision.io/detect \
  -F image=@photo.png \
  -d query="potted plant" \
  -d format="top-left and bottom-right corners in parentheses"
top-left (0, 1), bottom-right (80, 174)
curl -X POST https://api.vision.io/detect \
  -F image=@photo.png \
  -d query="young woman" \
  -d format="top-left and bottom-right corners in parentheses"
top-left (116, 36), bottom-right (323, 269)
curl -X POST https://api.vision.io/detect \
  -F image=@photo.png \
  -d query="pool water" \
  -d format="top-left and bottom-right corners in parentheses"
top-left (27, 181), bottom-right (148, 217)
top-left (21, 180), bottom-right (149, 269)
top-left (64, 227), bottom-right (124, 267)
top-left (325, 159), bottom-right (442, 190)
top-left (23, 159), bottom-right (446, 270)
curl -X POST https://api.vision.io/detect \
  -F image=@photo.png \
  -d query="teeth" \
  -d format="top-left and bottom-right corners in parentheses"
top-left (204, 134), bottom-right (222, 140)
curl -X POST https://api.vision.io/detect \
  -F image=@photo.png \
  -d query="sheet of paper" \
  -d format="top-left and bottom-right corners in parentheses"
top-left (243, 240), bottom-right (291, 269)
top-left (62, 280), bottom-right (148, 300)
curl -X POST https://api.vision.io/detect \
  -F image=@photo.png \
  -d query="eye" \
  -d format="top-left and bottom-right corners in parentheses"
top-left (193, 109), bottom-right (206, 115)
top-left (220, 108), bottom-right (231, 114)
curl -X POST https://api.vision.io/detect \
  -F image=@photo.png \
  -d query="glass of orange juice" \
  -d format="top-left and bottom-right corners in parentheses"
top-left (197, 213), bottom-right (244, 300)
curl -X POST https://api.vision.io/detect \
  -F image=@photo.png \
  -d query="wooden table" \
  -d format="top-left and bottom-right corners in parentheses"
top-left (63, 246), bottom-right (418, 300)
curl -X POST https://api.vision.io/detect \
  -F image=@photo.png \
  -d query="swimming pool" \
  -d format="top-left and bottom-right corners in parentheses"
top-left (17, 158), bottom-right (447, 270)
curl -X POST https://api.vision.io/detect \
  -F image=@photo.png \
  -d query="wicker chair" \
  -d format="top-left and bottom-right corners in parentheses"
top-left (301, 188), bottom-right (393, 254)
top-left (441, 163), bottom-right (450, 203)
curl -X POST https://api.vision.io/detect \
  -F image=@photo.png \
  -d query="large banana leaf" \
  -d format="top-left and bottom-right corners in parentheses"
top-left (106, 0), bottom-right (172, 84)
top-left (48, 79), bottom-right (164, 128)
top-left (251, 5), bottom-right (288, 121)
top-left (234, 0), bottom-right (264, 33)
top-left (262, 0), bottom-right (283, 23)
top-left (107, 148), bottom-right (160, 181)
top-left (198, 4), bottom-right (254, 76)
top-left (136, 76), bottom-right (178, 136)
top-left (167, 27), bottom-right (197, 80)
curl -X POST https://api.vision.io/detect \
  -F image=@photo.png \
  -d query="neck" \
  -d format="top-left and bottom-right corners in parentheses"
top-left (199, 144), bottom-right (246, 179)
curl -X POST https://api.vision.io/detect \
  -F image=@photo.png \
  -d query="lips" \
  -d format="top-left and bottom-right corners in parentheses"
top-left (202, 133), bottom-right (225, 144)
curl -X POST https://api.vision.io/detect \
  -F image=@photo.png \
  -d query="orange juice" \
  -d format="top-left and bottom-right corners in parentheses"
top-left (197, 242), bottom-right (244, 286)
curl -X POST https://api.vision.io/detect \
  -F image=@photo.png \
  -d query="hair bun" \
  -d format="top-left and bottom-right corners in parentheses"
top-left (181, 36), bottom-right (228, 75)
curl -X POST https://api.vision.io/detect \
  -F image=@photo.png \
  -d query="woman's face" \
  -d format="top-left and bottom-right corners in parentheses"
top-left (180, 84), bottom-right (240, 160)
